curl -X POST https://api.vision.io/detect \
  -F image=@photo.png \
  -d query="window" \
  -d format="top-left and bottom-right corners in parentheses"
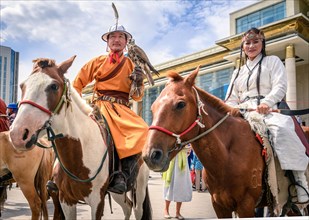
top-left (236, 1), bottom-right (286, 34)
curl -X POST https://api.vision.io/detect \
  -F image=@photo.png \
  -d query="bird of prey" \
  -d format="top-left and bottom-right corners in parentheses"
top-left (127, 38), bottom-right (160, 86)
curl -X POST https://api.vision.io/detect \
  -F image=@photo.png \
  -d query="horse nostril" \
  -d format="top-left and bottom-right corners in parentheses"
top-left (150, 149), bottom-right (163, 162)
top-left (22, 129), bottom-right (29, 141)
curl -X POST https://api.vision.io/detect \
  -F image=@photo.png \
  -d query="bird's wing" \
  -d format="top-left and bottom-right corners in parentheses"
top-left (134, 45), bottom-right (160, 76)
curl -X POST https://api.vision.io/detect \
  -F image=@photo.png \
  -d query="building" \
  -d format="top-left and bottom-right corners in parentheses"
top-left (142, 0), bottom-right (309, 126)
top-left (82, 0), bottom-right (309, 126)
top-left (0, 45), bottom-right (19, 104)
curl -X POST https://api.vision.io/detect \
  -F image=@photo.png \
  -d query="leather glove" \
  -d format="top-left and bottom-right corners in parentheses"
top-left (129, 67), bottom-right (144, 87)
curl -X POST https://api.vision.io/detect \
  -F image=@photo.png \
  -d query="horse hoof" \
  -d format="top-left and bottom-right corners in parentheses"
top-left (46, 180), bottom-right (58, 193)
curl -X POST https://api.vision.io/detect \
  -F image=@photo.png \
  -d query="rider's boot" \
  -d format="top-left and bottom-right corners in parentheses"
top-left (109, 153), bottom-right (141, 194)
top-left (293, 170), bottom-right (309, 203)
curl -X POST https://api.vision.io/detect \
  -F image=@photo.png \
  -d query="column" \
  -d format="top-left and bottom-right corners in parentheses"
top-left (132, 101), bottom-right (143, 116)
top-left (285, 44), bottom-right (297, 109)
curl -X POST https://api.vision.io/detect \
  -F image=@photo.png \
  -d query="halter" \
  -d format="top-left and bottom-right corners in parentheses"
top-left (19, 78), bottom-right (70, 116)
top-left (19, 78), bottom-right (108, 182)
top-left (149, 87), bottom-right (230, 153)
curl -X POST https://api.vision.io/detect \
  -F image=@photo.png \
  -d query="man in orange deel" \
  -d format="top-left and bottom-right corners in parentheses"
top-left (73, 22), bottom-right (148, 193)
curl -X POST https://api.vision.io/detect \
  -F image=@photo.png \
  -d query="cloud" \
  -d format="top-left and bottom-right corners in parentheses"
top-left (0, 0), bottom-right (258, 98)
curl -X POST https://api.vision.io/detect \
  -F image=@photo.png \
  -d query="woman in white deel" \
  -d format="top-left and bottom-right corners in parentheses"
top-left (225, 27), bottom-right (308, 203)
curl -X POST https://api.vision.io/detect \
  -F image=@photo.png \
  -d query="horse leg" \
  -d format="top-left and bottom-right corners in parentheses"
top-left (18, 182), bottom-right (42, 220)
top-left (61, 202), bottom-right (77, 219)
top-left (111, 193), bottom-right (132, 219)
top-left (132, 163), bottom-right (151, 220)
top-left (212, 201), bottom-right (233, 218)
top-left (236, 198), bottom-right (256, 217)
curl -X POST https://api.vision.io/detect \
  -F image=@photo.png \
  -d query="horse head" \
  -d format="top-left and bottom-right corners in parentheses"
top-left (10, 56), bottom-right (76, 150)
top-left (142, 66), bottom-right (201, 172)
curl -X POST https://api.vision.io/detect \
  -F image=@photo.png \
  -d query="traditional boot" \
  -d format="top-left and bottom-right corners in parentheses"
top-left (121, 153), bottom-right (141, 192)
top-left (108, 153), bottom-right (141, 194)
top-left (293, 170), bottom-right (309, 203)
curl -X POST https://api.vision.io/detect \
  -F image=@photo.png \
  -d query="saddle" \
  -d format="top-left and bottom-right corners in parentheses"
top-left (240, 108), bottom-right (308, 216)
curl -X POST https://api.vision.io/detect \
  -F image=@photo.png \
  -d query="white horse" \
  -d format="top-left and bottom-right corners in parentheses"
top-left (9, 56), bottom-right (151, 220)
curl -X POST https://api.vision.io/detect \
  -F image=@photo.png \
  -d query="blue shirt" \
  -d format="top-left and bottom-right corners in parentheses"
top-left (191, 154), bottom-right (203, 170)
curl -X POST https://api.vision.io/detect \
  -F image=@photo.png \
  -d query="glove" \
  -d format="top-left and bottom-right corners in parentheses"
top-left (129, 67), bottom-right (144, 97)
top-left (129, 66), bottom-right (144, 87)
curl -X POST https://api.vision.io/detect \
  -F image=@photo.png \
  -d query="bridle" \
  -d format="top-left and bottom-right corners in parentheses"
top-left (19, 78), bottom-right (70, 117)
top-left (18, 77), bottom-right (108, 183)
top-left (18, 77), bottom-right (71, 148)
top-left (149, 87), bottom-right (230, 154)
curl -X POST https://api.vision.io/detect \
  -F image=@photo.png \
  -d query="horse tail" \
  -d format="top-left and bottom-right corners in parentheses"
top-left (34, 148), bottom-right (54, 219)
top-left (141, 185), bottom-right (152, 220)
top-left (0, 185), bottom-right (8, 217)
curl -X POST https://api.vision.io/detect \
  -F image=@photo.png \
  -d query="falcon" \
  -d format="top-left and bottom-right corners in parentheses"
top-left (127, 38), bottom-right (160, 86)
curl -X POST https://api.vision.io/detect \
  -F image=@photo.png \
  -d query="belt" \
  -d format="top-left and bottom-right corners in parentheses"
top-left (97, 95), bottom-right (130, 107)
top-left (242, 95), bottom-right (265, 103)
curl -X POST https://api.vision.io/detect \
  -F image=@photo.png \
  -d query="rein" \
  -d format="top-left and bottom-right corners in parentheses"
top-left (20, 77), bottom-right (108, 183)
top-left (149, 87), bottom-right (230, 153)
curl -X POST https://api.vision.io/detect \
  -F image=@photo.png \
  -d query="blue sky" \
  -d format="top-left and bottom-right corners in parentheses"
top-left (1, 0), bottom-right (258, 89)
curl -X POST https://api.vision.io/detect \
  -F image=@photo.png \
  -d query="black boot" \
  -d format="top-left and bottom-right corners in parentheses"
top-left (108, 153), bottom-right (141, 194)
top-left (108, 171), bottom-right (127, 194)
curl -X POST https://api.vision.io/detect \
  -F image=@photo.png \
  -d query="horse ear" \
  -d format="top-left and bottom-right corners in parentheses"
top-left (185, 65), bottom-right (200, 86)
top-left (58, 55), bottom-right (77, 75)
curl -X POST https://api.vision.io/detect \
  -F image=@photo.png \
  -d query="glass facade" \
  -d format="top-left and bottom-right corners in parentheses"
top-left (10, 51), bottom-right (16, 102)
top-left (142, 67), bottom-right (234, 125)
top-left (2, 57), bottom-right (7, 99)
top-left (236, 1), bottom-right (286, 34)
top-left (0, 46), bottom-right (19, 103)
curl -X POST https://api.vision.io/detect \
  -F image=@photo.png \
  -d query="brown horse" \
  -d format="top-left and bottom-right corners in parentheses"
top-left (0, 131), bottom-right (54, 220)
top-left (142, 67), bottom-right (307, 217)
top-left (9, 56), bottom-right (151, 220)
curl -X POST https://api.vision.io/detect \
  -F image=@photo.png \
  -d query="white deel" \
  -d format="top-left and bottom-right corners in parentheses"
top-left (293, 170), bottom-right (309, 203)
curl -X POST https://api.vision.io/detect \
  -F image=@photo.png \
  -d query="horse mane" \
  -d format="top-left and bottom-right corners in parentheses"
top-left (167, 70), bottom-right (240, 117)
top-left (196, 87), bottom-right (241, 117)
top-left (70, 84), bottom-right (93, 115)
top-left (32, 58), bottom-right (56, 74)
top-left (167, 71), bottom-right (184, 82)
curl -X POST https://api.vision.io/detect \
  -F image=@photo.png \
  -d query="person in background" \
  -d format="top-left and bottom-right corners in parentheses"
top-left (191, 151), bottom-right (206, 192)
top-left (225, 27), bottom-right (308, 203)
top-left (7, 103), bottom-right (18, 125)
top-left (162, 146), bottom-right (192, 220)
top-left (187, 143), bottom-right (194, 169)
top-left (0, 98), bottom-right (10, 131)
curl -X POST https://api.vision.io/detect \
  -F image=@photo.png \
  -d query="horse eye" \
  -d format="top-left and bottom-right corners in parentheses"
top-left (50, 84), bottom-right (59, 91)
top-left (176, 101), bottom-right (186, 110)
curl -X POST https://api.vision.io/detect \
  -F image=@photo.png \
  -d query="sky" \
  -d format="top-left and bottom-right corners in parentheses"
top-left (1, 0), bottom-right (259, 95)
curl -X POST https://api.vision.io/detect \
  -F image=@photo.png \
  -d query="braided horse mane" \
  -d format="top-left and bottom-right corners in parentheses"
top-left (166, 71), bottom-right (241, 117)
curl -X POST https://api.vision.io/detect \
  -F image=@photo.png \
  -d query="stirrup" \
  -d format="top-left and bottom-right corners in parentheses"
top-left (108, 171), bottom-right (127, 194)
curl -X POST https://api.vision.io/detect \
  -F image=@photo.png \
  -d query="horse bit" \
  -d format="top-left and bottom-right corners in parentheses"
top-left (149, 87), bottom-right (230, 154)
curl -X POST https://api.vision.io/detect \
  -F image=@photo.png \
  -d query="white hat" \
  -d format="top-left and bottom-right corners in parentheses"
top-left (101, 24), bottom-right (132, 42)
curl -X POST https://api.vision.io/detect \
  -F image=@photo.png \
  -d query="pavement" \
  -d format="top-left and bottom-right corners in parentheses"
top-left (1, 171), bottom-right (308, 219)
top-left (1, 171), bottom-right (217, 220)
